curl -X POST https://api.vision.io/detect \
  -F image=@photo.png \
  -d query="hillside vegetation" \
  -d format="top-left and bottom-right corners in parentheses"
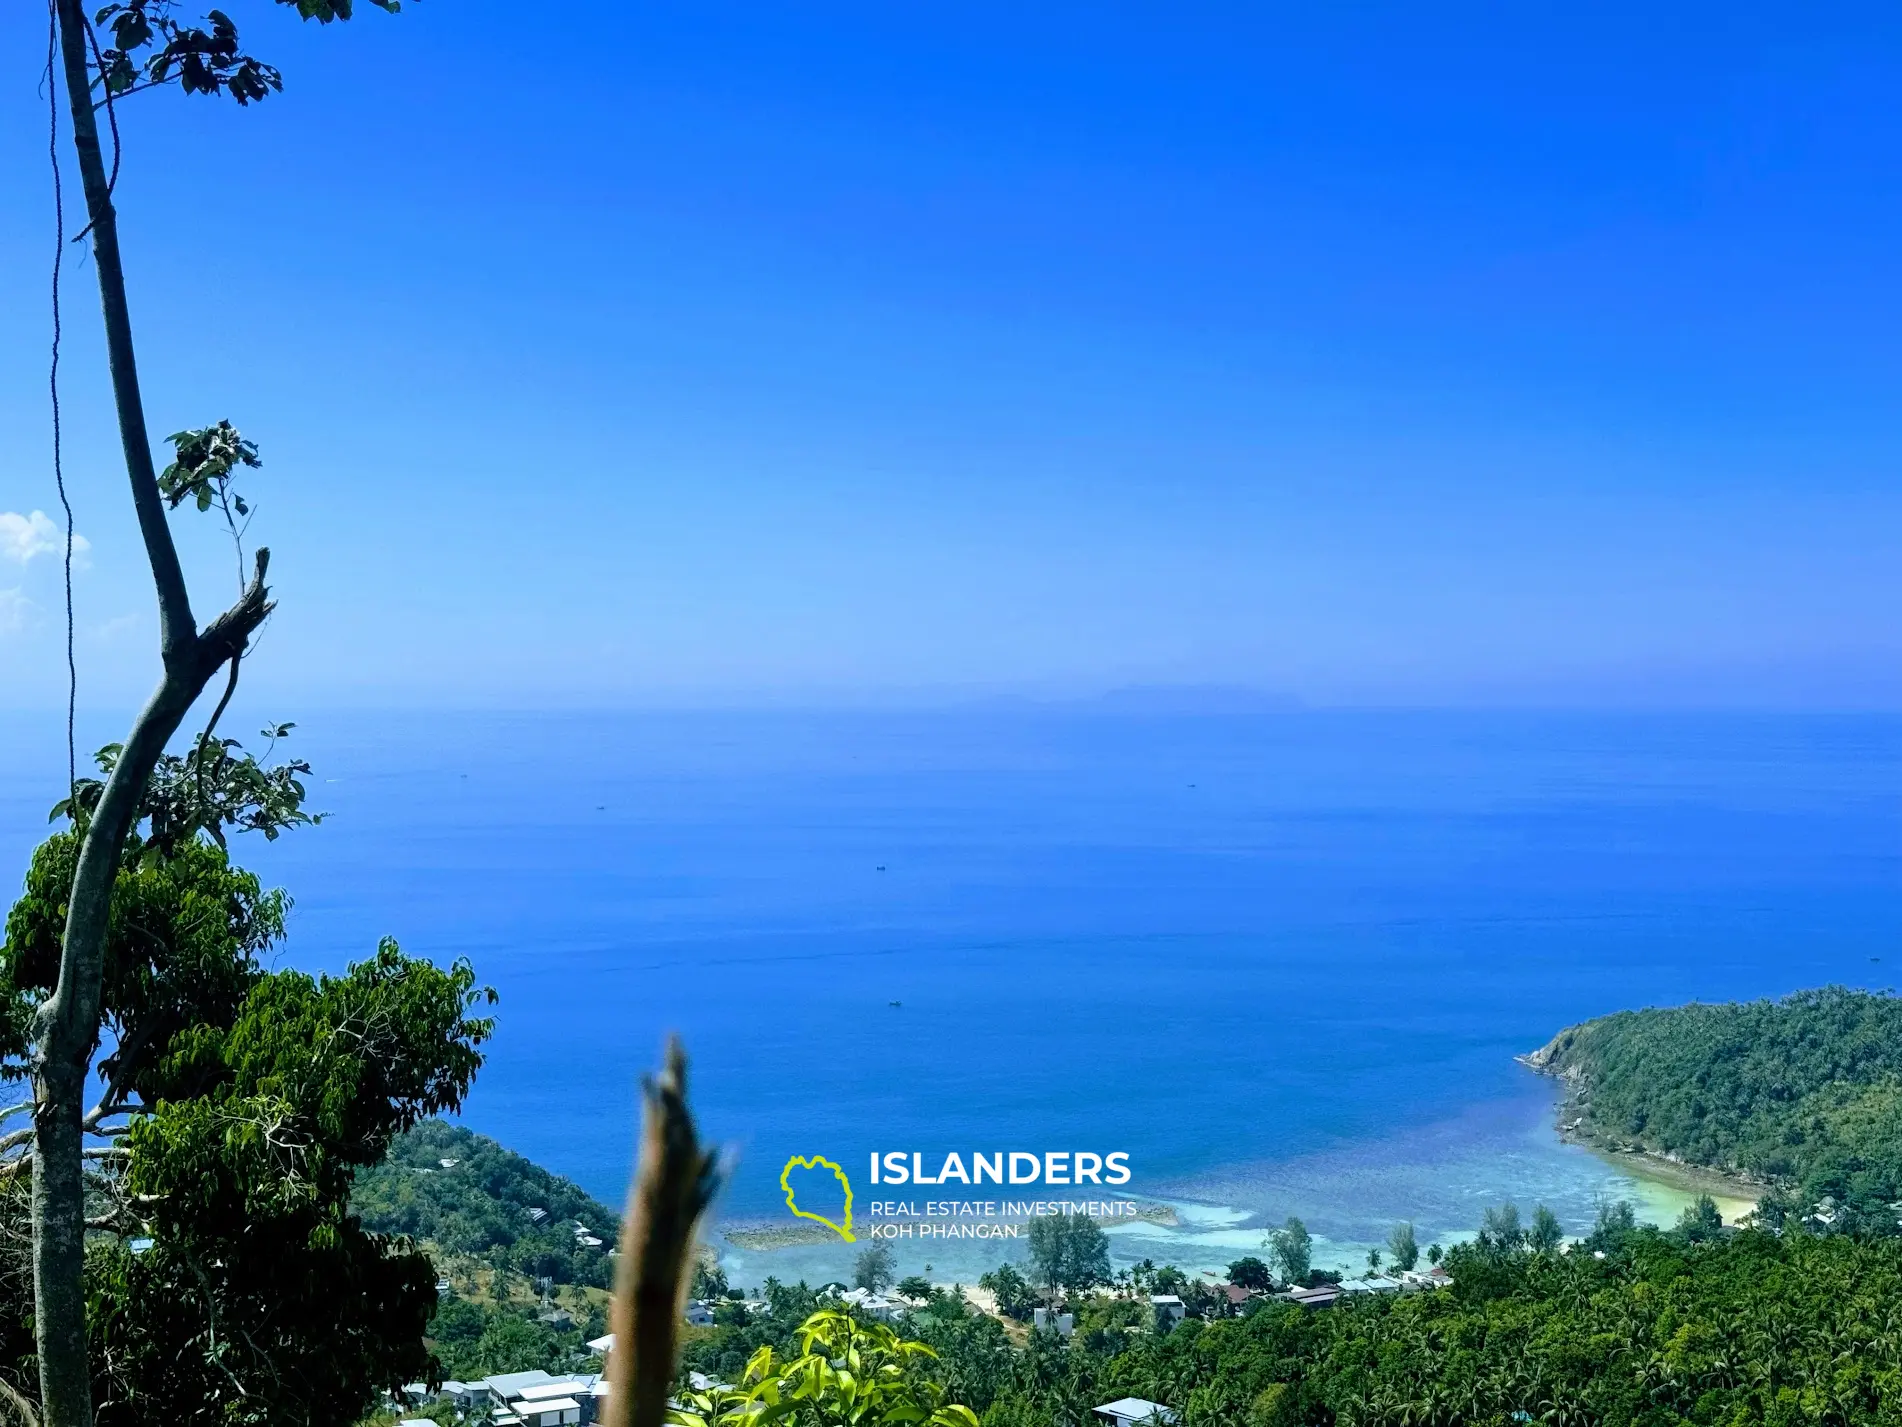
top-left (1061, 1230), bottom-right (1902, 1424)
top-left (1529, 986), bottom-right (1902, 1226)
top-left (354, 1119), bottom-right (620, 1289)
top-left (353, 1120), bottom-right (620, 1379)
top-left (677, 1224), bottom-right (1902, 1427)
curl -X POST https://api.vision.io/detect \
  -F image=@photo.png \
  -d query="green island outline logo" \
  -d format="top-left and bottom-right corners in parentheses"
top-left (780, 1154), bottom-right (856, 1242)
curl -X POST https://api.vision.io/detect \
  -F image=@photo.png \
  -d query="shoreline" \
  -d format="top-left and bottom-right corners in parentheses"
top-left (721, 1198), bottom-right (1181, 1254)
top-left (1518, 1043), bottom-right (1770, 1224)
top-left (1564, 1131), bottom-right (1764, 1221)
top-left (716, 1064), bottom-right (1777, 1276)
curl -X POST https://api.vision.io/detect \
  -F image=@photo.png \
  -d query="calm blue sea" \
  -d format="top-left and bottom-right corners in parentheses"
top-left (1, 709), bottom-right (1897, 1283)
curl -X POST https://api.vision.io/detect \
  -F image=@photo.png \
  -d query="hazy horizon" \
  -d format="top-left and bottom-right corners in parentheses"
top-left (5, 4), bottom-right (1901, 712)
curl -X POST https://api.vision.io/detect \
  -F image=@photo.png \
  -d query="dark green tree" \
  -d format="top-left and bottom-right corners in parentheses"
top-left (1587, 1198), bottom-right (1637, 1251)
top-left (1528, 1204), bottom-right (1564, 1254)
top-left (1225, 1256), bottom-right (1274, 1291)
top-left (977, 1264), bottom-right (1037, 1320)
top-left (1478, 1202), bottom-right (1524, 1255)
top-left (1386, 1222), bottom-right (1419, 1272)
top-left (466, 1315), bottom-right (560, 1378)
top-left (2, 826), bottom-right (492, 1427)
top-left (1026, 1214), bottom-right (1110, 1297)
top-left (855, 1241), bottom-right (897, 1293)
top-left (1676, 1194), bottom-right (1726, 1243)
top-left (1268, 1217), bottom-right (1311, 1285)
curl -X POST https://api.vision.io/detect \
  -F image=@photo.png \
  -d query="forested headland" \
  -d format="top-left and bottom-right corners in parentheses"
top-left (1526, 986), bottom-right (1902, 1231)
top-left (667, 989), bottom-right (1902, 1426)
top-left (352, 1121), bottom-right (621, 1379)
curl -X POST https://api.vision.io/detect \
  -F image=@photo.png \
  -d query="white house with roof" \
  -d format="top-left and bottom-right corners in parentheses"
top-left (1031, 1307), bottom-right (1075, 1337)
top-left (512, 1388), bottom-right (583, 1427)
top-left (836, 1286), bottom-right (907, 1321)
top-left (1094, 1398), bottom-right (1177, 1427)
top-left (483, 1371), bottom-right (557, 1406)
top-left (1148, 1294), bottom-right (1186, 1324)
top-left (408, 1380), bottom-right (485, 1412)
top-left (1337, 1277), bottom-right (1400, 1296)
top-left (479, 1373), bottom-right (599, 1427)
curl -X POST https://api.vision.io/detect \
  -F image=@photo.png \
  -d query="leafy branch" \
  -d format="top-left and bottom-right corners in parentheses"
top-left (160, 421), bottom-right (261, 588)
top-left (91, 1), bottom-right (400, 107)
top-left (51, 725), bottom-right (324, 862)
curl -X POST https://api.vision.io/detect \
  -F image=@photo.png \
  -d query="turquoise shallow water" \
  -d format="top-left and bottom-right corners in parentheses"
top-left (1, 708), bottom-right (1896, 1282)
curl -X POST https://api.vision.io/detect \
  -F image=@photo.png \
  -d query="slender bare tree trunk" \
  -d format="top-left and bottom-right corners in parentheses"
top-left (606, 1040), bottom-right (720, 1427)
top-left (36, 11), bottom-right (274, 1426)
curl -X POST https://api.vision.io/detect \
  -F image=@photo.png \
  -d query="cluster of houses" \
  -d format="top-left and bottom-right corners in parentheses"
top-left (684, 1284), bottom-right (909, 1328)
top-left (520, 1205), bottom-right (608, 1251)
top-left (1031, 1265), bottom-right (1456, 1338)
top-left (397, 1360), bottom-right (1178, 1427)
top-left (399, 1369), bottom-right (1177, 1427)
top-left (398, 1368), bottom-right (608, 1427)
top-left (1276, 1263), bottom-right (1453, 1310)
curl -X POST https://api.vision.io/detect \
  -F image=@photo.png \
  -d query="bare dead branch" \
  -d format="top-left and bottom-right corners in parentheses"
top-left (605, 1038), bottom-right (722, 1427)
top-left (0, 1375), bottom-right (41, 1427)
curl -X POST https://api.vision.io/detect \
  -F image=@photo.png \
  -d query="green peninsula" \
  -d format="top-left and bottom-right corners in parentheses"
top-left (1526, 986), bottom-right (1902, 1230)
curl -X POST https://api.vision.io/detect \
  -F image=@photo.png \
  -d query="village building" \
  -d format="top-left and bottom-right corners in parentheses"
top-left (1093, 1397), bottom-right (1178, 1427)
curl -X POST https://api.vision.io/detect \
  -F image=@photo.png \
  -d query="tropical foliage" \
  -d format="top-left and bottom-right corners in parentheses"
top-left (1027, 1212), bottom-right (1112, 1296)
top-left (947, 1224), bottom-right (1902, 1426)
top-left (0, 829), bottom-right (493, 1426)
top-left (1535, 987), bottom-right (1902, 1227)
top-left (354, 1118), bottom-right (620, 1289)
top-left (977, 1263), bottom-right (1037, 1321)
top-left (352, 1119), bottom-right (623, 1379)
top-left (0, 715), bottom-right (498, 1427)
top-left (668, 1309), bottom-right (979, 1427)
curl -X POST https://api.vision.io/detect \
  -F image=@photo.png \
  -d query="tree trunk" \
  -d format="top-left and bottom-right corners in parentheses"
top-left (606, 1041), bottom-right (720, 1427)
top-left (35, 11), bottom-right (273, 1427)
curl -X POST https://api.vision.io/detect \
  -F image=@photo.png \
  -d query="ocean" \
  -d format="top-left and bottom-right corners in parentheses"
top-left (1, 708), bottom-right (1896, 1286)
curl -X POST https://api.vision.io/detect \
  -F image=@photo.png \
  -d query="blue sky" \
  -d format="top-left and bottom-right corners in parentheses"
top-left (1, 2), bottom-right (1899, 709)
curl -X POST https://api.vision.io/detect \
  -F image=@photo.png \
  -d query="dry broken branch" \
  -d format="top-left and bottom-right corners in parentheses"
top-left (604, 1038), bottom-right (722, 1427)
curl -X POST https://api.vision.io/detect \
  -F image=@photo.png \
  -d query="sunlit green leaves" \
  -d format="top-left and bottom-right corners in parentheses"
top-left (137, 937), bottom-right (493, 1213)
top-left (1, 825), bottom-right (491, 1423)
top-left (670, 1309), bottom-right (982, 1427)
top-left (158, 420), bottom-right (259, 516)
top-left (53, 726), bottom-right (323, 862)
top-left (0, 830), bottom-right (285, 1086)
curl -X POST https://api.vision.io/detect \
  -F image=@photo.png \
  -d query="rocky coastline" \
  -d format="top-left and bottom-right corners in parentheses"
top-left (1519, 1023), bottom-right (1774, 1206)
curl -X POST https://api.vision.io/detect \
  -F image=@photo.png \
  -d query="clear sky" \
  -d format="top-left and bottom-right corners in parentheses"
top-left (1, 2), bottom-right (1899, 710)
